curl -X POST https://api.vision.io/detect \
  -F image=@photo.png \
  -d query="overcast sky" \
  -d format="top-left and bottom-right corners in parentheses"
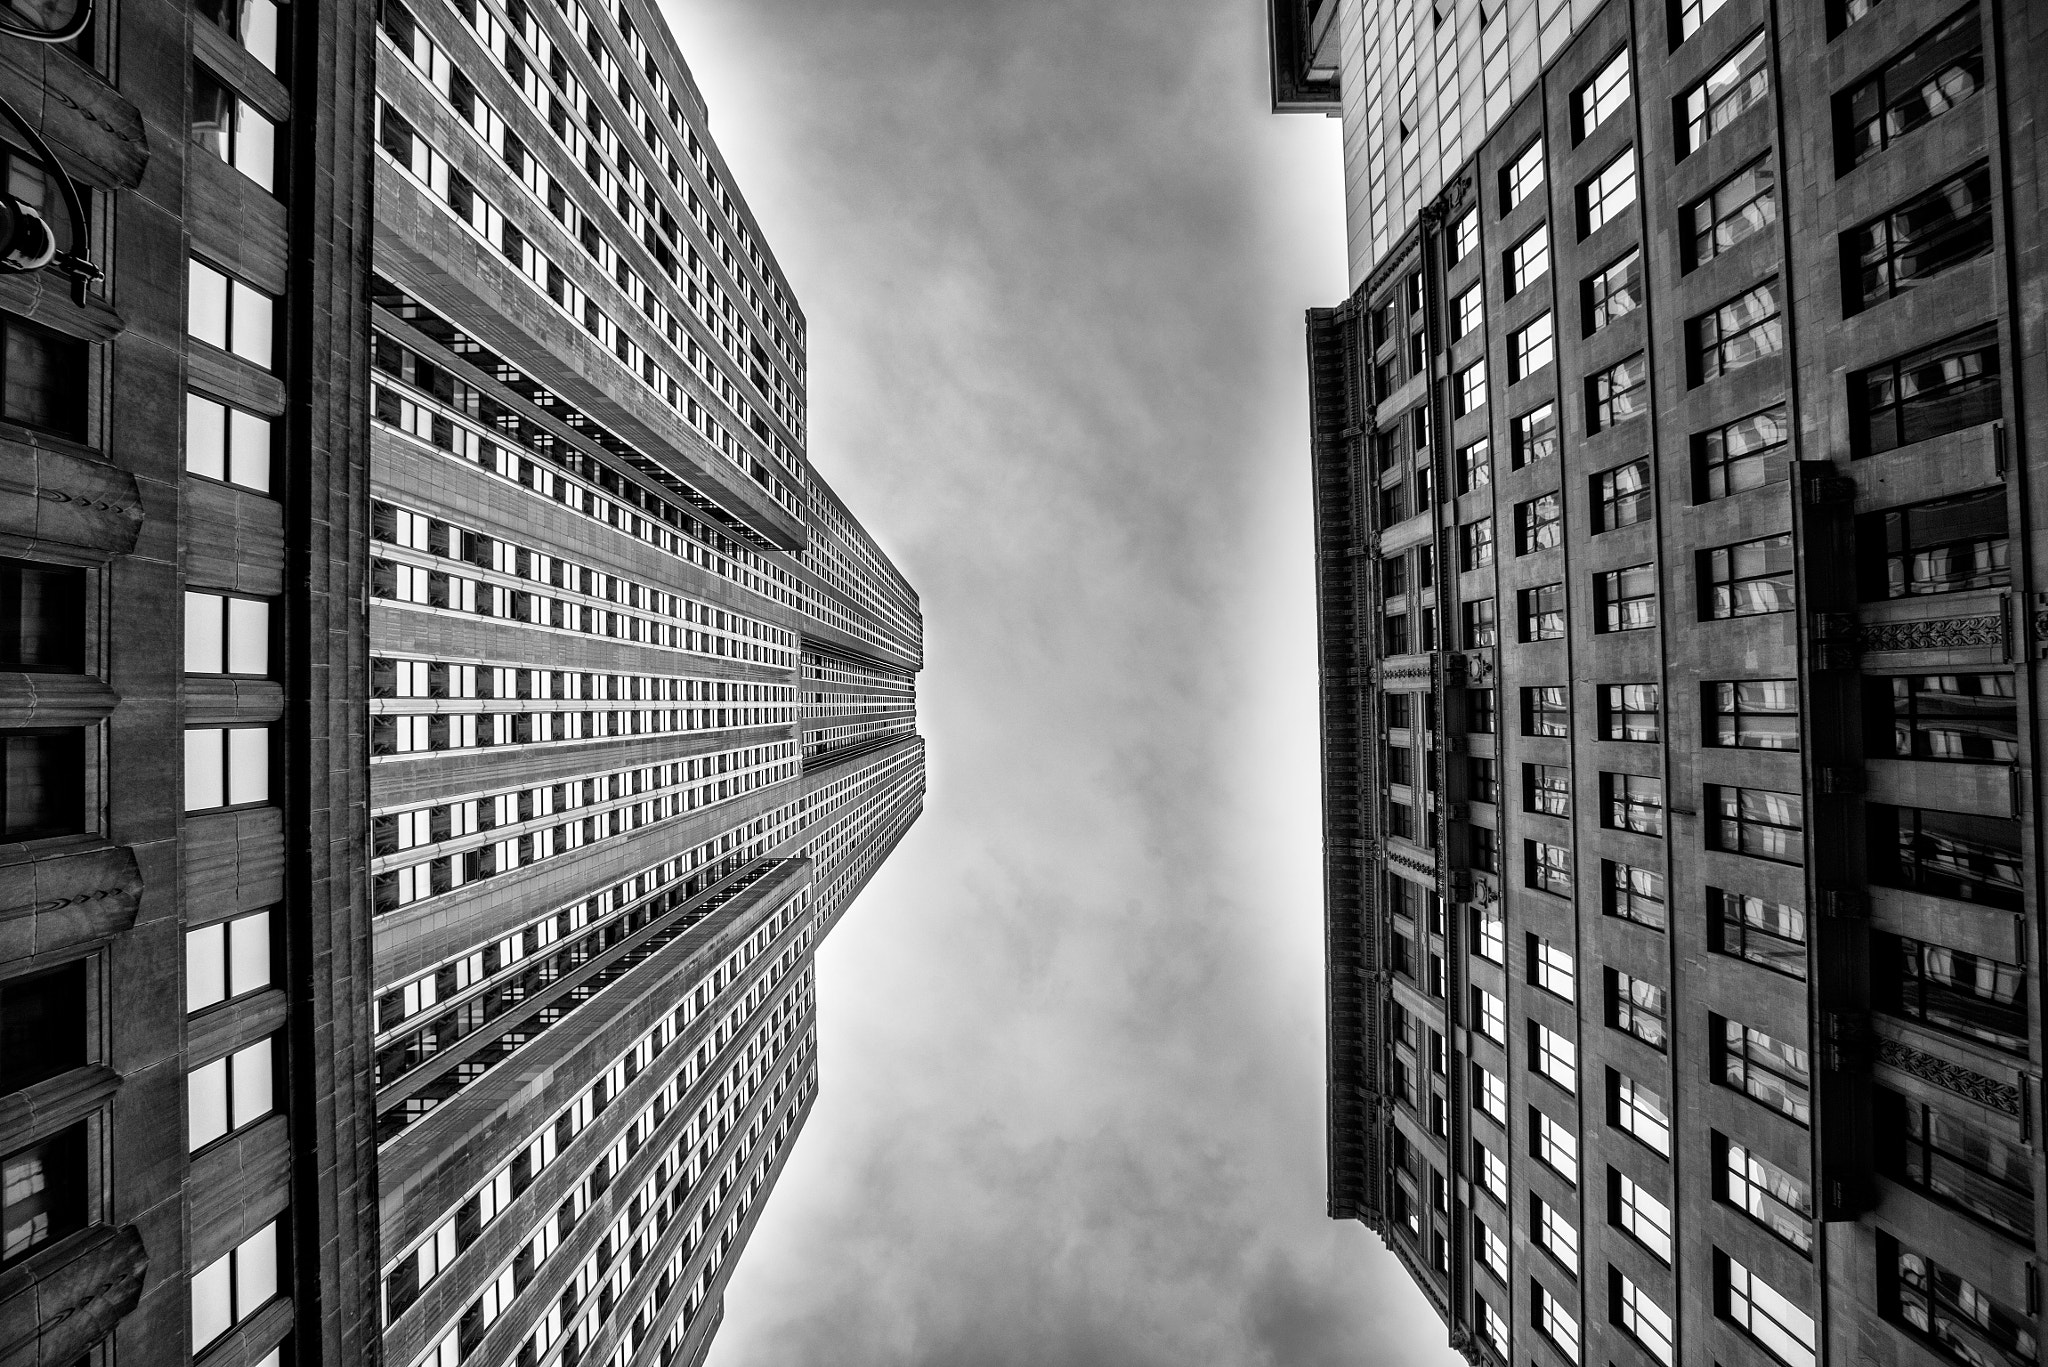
top-left (654, 3), bottom-right (1461, 1363)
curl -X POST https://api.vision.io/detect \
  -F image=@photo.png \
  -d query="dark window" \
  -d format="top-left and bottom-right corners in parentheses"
top-left (1519, 584), bottom-right (1565, 642)
top-left (1845, 166), bottom-right (1993, 312)
top-left (1708, 679), bottom-right (1799, 749)
top-left (1684, 156), bottom-right (1776, 269)
top-left (1512, 403), bottom-right (1557, 469)
top-left (1601, 683), bottom-right (1659, 741)
top-left (0, 960), bottom-right (87, 1091)
top-left (1379, 481), bottom-right (1410, 526)
top-left (1708, 785), bottom-right (1803, 863)
top-left (1877, 1092), bottom-right (2035, 1245)
top-left (1523, 685), bottom-right (1569, 737)
top-left (1689, 280), bottom-right (1782, 385)
top-left (1388, 802), bottom-right (1415, 840)
top-left (0, 730), bottom-right (84, 839)
top-left (1879, 931), bottom-right (2027, 1055)
top-left (1460, 518), bottom-right (1494, 570)
top-left (1607, 968), bottom-right (1667, 1049)
top-left (1872, 672), bottom-right (2017, 762)
top-left (1382, 554), bottom-right (1408, 599)
top-left (1695, 405), bottom-right (1789, 501)
top-left (1468, 757), bottom-right (1498, 804)
top-left (1838, 8), bottom-right (1983, 171)
top-left (1859, 487), bottom-right (2009, 600)
top-left (1717, 1015), bottom-right (1810, 1125)
top-left (1462, 598), bottom-right (1497, 649)
top-left (1515, 494), bottom-right (1562, 555)
top-left (1524, 763), bottom-right (1569, 816)
top-left (1526, 840), bottom-right (1572, 896)
top-left (1703, 534), bottom-right (1794, 618)
top-left (1383, 613), bottom-right (1410, 655)
top-left (0, 561), bottom-right (83, 673)
top-left (1594, 459), bottom-right (1650, 531)
top-left (1386, 746), bottom-right (1414, 787)
top-left (1470, 824), bottom-right (1498, 872)
top-left (1596, 564), bottom-right (1657, 633)
top-left (1582, 249), bottom-right (1643, 335)
top-left (1606, 861), bottom-right (1665, 928)
top-left (1870, 803), bottom-right (2022, 909)
top-left (1855, 325), bottom-right (2000, 456)
top-left (0, 1123), bottom-right (85, 1266)
top-left (1588, 354), bottom-right (1647, 432)
top-left (1709, 888), bottom-right (1807, 977)
top-left (1384, 693), bottom-right (1414, 731)
top-left (0, 316), bottom-right (87, 440)
top-left (1469, 688), bottom-right (1496, 734)
top-left (1884, 1235), bottom-right (2037, 1367)
top-left (1603, 772), bottom-right (1664, 836)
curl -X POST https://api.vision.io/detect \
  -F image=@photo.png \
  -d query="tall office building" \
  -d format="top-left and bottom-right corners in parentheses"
top-left (1276, 2), bottom-right (2045, 1365)
top-left (367, 2), bottom-right (924, 1366)
top-left (0, 0), bottom-right (379, 1361)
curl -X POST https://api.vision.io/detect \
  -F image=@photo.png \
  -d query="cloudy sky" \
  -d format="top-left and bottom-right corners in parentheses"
top-left (655, 3), bottom-right (1461, 1363)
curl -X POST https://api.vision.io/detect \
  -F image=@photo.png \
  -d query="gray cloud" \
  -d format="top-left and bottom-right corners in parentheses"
top-left (654, 1), bottom-right (1465, 1363)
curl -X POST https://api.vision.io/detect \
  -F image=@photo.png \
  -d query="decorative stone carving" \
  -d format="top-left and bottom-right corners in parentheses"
top-left (1859, 613), bottom-right (2004, 653)
top-left (1876, 1038), bottom-right (2021, 1116)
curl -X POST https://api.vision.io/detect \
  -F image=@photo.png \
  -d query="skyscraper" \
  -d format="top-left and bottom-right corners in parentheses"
top-left (366, 3), bottom-right (923, 1367)
top-left (1276, 2), bottom-right (2044, 1364)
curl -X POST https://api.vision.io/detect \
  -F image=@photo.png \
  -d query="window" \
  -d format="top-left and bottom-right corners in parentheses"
top-left (1382, 554), bottom-right (1409, 600)
top-left (1513, 402), bottom-right (1558, 468)
top-left (1474, 825), bottom-right (1500, 875)
top-left (188, 258), bottom-right (275, 367)
top-left (1881, 931), bottom-right (2026, 1055)
top-left (1839, 9), bottom-right (1983, 171)
top-left (1469, 687), bottom-right (1496, 734)
top-left (1509, 313), bottom-right (1554, 382)
top-left (1576, 49), bottom-right (1631, 140)
top-left (1583, 249), bottom-right (1642, 335)
top-left (1454, 360), bottom-right (1487, 416)
top-left (1451, 283), bottom-right (1484, 338)
top-left (1600, 684), bottom-right (1659, 741)
top-left (1532, 1194), bottom-right (1579, 1273)
top-left (1871, 804), bottom-right (2022, 909)
top-left (1450, 208), bottom-right (1479, 262)
top-left (1856, 324), bottom-right (2000, 456)
top-left (1846, 166), bottom-right (1993, 312)
top-left (1458, 439), bottom-right (1492, 494)
top-left (1676, 0), bottom-right (1729, 42)
top-left (1595, 563), bottom-right (1657, 632)
top-left (1861, 487), bottom-right (2010, 599)
top-left (0, 961), bottom-right (86, 1091)
top-left (1887, 1238), bottom-right (2037, 1367)
top-left (192, 1221), bottom-right (282, 1351)
top-left (1704, 534), bottom-right (1794, 618)
top-left (1386, 745), bottom-right (1414, 788)
top-left (1519, 584), bottom-right (1565, 641)
top-left (1534, 1280), bottom-right (1581, 1358)
top-left (1523, 685), bottom-right (1569, 737)
top-left (1708, 679), bottom-right (1797, 748)
top-left (0, 730), bottom-right (84, 839)
top-left (1475, 1138), bottom-right (1508, 1199)
top-left (1384, 693), bottom-right (1414, 731)
top-left (1691, 280), bottom-right (1783, 383)
top-left (1476, 1218), bottom-right (1507, 1278)
top-left (1718, 1251), bottom-right (1816, 1367)
top-left (1530, 935), bottom-right (1575, 1000)
top-left (1516, 494), bottom-right (1562, 555)
top-left (1606, 862), bottom-right (1666, 929)
top-left (186, 910), bottom-right (272, 1012)
top-left (1588, 354), bottom-right (1647, 431)
top-left (1467, 756), bottom-right (1499, 805)
top-left (1578, 149), bottom-right (1638, 235)
top-left (1502, 138), bottom-right (1544, 212)
top-left (1696, 404), bottom-right (1788, 500)
top-left (184, 593), bottom-right (271, 676)
top-left (1614, 1267), bottom-right (1675, 1361)
top-left (1473, 988), bottom-right (1505, 1043)
top-left (1878, 1092), bottom-right (2035, 1246)
top-left (1710, 888), bottom-right (1807, 977)
top-left (1474, 903), bottom-right (1504, 962)
top-left (1461, 599), bottom-right (1497, 649)
top-left (1378, 481), bottom-right (1410, 528)
top-left (1477, 1297), bottom-right (1509, 1357)
top-left (0, 314), bottom-right (87, 439)
top-left (1686, 156), bottom-right (1777, 268)
top-left (1382, 613), bottom-right (1410, 656)
top-left (185, 726), bottom-right (270, 812)
top-left (197, 0), bottom-right (282, 69)
top-left (1718, 1135), bottom-right (1813, 1252)
top-left (0, 1124), bottom-right (85, 1267)
top-left (1708, 785), bottom-right (1802, 863)
top-left (1474, 1062), bottom-right (1508, 1124)
top-left (1524, 763), bottom-right (1569, 817)
top-left (0, 560), bottom-right (84, 673)
top-left (1460, 518), bottom-right (1495, 570)
top-left (189, 1035), bottom-right (275, 1151)
top-left (1719, 1016), bottom-right (1810, 1124)
top-left (186, 392), bottom-right (273, 492)
top-left (1506, 224), bottom-right (1549, 295)
top-left (1681, 31), bottom-right (1769, 155)
top-left (191, 65), bottom-right (276, 190)
top-left (1610, 1070), bottom-right (1670, 1153)
top-left (1531, 1022), bottom-right (1577, 1092)
top-left (1604, 772), bottom-right (1664, 835)
top-left (1608, 969), bottom-right (1667, 1049)
top-left (1875, 672), bottom-right (2017, 762)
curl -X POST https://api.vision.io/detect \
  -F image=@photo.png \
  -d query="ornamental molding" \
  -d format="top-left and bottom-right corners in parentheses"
top-left (1386, 842), bottom-right (1438, 885)
top-left (1858, 612), bottom-right (2005, 654)
top-left (1382, 655), bottom-right (1435, 685)
top-left (1875, 1038), bottom-right (2021, 1116)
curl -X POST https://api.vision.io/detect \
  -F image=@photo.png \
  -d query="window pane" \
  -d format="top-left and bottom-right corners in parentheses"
top-left (231, 1037), bottom-right (272, 1128)
top-left (238, 1221), bottom-right (279, 1312)
top-left (185, 729), bottom-right (225, 811)
top-left (187, 922), bottom-right (226, 1011)
top-left (188, 260), bottom-right (230, 349)
top-left (186, 392), bottom-right (228, 480)
top-left (228, 912), bottom-right (270, 997)
top-left (192, 1247), bottom-right (236, 1347)
top-left (184, 593), bottom-right (224, 674)
top-left (228, 409), bottom-right (272, 491)
top-left (226, 598), bottom-right (269, 676)
top-left (227, 727), bottom-right (269, 805)
top-left (229, 281), bottom-right (274, 366)
top-left (189, 1056), bottom-right (230, 1150)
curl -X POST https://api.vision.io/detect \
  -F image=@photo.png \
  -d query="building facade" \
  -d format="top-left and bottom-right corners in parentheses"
top-left (0, 0), bottom-right (380, 1361)
top-left (367, 2), bottom-right (923, 1366)
top-left (1279, 1), bottom-right (2046, 1365)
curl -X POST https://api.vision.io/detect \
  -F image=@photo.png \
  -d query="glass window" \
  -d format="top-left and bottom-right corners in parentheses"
top-left (1880, 931), bottom-right (2027, 1055)
top-left (0, 729), bottom-right (85, 839)
top-left (1721, 1252), bottom-right (1817, 1367)
top-left (1709, 679), bottom-right (1798, 749)
top-left (184, 593), bottom-right (271, 676)
top-left (1686, 156), bottom-right (1777, 269)
top-left (1509, 312), bottom-right (1553, 382)
top-left (1871, 804), bottom-right (2023, 909)
top-left (1506, 223), bottom-right (1549, 295)
top-left (0, 560), bottom-right (84, 673)
top-left (196, 0), bottom-right (282, 69)
top-left (1711, 888), bottom-right (1808, 977)
top-left (1846, 166), bottom-right (1993, 312)
top-left (191, 64), bottom-right (277, 191)
top-left (188, 258), bottom-right (275, 367)
top-left (1513, 402), bottom-right (1558, 468)
top-left (1516, 493), bottom-right (1562, 555)
top-left (1589, 354), bottom-right (1647, 431)
top-left (1532, 1107), bottom-right (1578, 1184)
top-left (1709, 785), bottom-right (1803, 863)
top-left (1576, 48), bottom-right (1631, 141)
top-left (1888, 1238), bottom-right (2037, 1367)
top-left (1616, 1266), bottom-right (1676, 1362)
top-left (1535, 1279), bottom-right (1581, 1357)
top-left (1614, 1176), bottom-right (1673, 1263)
top-left (185, 909), bottom-right (273, 1012)
top-left (187, 1035), bottom-right (275, 1151)
top-left (1691, 280), bottom-right (1783, 384)
top-left (1533, 1193), bottom-right (1579, 1272)
top-left (1583, 249), bottom-right (1643, 335)
top-left (1519, 584), bottom-right (1565, 641)
top-left (1474, 903), bottom-right (1505, 962)
top-left (0, 1123), bottom-right (85, 1267)
top-left (1530, 936), bottom-right (1575, 1000)
top-left (1718, 1134), bottom-right (1813, 1253)
top-left (1476, 1217), bottom-right (1507, 1277)
top-left (1502, 138), bottom-right (1545, 212)
top-left (1861, 487), bottom-right (2010, 599)
top-left (1856, 324), bottom-right (2000, 456)
top-left (0, 314), bottom-right (88, 439)
top-left (1469, 687), bottom-right (1496, 735)
top-left (1450, 208), bottom-right (1479, 262)
top-left (1696, 404), bottom-right (1789, 500)
top-left (192, 1221), bottom-right (282, 1350)
top-left (1682, 31), bottom-right (1769, 155)
top-left (1839, 8), bottom-right (1983, 171)
top-left (0, 961), bottom-right (86, 1092)
top-left (1718, 1016), bottom-right (1810, 1125)
top-left (1604, 772), bottom-right (1664, 835)
top-left (1596, 563), bottom-right (1657, 632)
top-left (1677, 0), bottom-right (1730, 42)
top-left (1473, 988), bottom-right (1505, 1044)
top-left (1612, 1070), bottom-right (1670, 1153)
top-left (1462, 598), bottom-right (1497, 649)
top-left (1705, 534), bottom-right (1794, 618)
top-left (1875, 672), bottom-right (2017, 762)
top-left (1879, 1094), bottom-right (2036, 1249)
top-left (1467, 755), bottom-right (1498, 804)
top-left (1596, 459), bottom-right (1651, 531)
top-left (1525, 762), bottom-right (1569, 816)
top-left (1523, 685), bottom-right (1569, 737)
top-left (1609, 968), bottom-right (1667, 1049)
top-left (1454, 360), bottom-right (1487, 416)
top-left (1451, 283), bottom-right (1484, 338)
top-left (1460, 517), bottom-right (1495, 570)
top-left (1579, 148), bottom-right (1638, 235)
top-left (1601, 683), bottom-right (1658, 741)
top-left (1458, 439), bottom-right (1492, 494)
top-left (1606, 861), bottom-right (1666, 929)
top-left (185, 392), bottom-right (274, 492)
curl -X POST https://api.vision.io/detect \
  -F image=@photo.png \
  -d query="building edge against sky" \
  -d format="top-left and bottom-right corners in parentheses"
top-left (1276, 2), bottom-right (2047, 1367)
